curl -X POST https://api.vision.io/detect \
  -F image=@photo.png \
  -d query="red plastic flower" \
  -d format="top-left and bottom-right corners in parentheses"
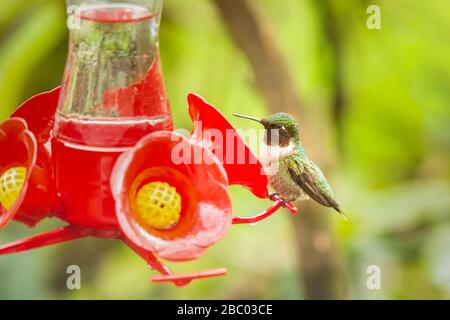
top-left (112, 130), bottom-right (233, 262)
top-left (0, 118), bottom-right (56, 228)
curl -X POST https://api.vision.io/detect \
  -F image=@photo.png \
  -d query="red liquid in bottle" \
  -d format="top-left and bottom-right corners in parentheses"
top-left (53, 4), bottom-right (172, 228)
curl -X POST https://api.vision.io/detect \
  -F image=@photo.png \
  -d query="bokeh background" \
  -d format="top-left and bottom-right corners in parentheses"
top-left (0, 0), bottom-right (449, 299)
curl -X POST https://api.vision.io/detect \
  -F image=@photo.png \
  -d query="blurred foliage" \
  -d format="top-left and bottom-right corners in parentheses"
top-left (0, 0), bottom-right (449, 299)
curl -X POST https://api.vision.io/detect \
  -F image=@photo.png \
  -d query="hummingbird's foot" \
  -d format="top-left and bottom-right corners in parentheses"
top-left (268, 193), bottom-right (297, 213)
top-left (269, 192), bottom-right (281, 202)
top-left (269, 192), bottom-right (291, 206)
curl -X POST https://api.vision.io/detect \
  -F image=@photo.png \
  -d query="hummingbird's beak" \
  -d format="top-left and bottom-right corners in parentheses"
top-left (233, 114), bottom-right (263, 124)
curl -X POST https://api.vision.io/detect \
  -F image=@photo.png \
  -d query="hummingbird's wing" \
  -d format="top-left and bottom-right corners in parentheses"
top-left (288, 155), bottom-right (344, 215)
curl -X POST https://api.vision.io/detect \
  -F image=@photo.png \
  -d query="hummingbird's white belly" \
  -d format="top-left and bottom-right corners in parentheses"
top-left (268, 159), bottom-right (307, 201)
top-left (259, 143), bottom-right (309, 201)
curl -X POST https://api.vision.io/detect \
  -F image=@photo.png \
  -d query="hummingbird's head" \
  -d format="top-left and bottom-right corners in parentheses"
top-left (234, 112), bottom-right (299, 147)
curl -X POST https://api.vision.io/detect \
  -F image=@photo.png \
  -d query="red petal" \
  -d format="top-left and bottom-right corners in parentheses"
top-left (12, 87), bottom-right (60, 143)
top-left (188, 94), bottom-right (269, 199)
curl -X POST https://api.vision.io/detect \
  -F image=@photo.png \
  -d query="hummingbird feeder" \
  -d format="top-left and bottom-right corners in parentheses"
top-left (0, 0), bottom-right (296, 286)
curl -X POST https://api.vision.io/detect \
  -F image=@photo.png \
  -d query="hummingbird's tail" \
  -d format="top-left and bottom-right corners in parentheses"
top-left (328, 198), bottom-right (348, 221)
top-left (337, 211), bottom-right (348, 221)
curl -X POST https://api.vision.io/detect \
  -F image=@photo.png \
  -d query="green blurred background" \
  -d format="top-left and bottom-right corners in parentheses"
top-left (0, 0), bottom-right (449, 299)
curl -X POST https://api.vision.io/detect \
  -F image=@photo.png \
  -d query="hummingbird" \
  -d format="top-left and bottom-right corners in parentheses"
top-left (234, 112), bottom-right (345, 218)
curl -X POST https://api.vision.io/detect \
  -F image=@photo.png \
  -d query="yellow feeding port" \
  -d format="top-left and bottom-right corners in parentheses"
top-left (134, 181), bottom-right (182, 230)
top-left (0, 167), bottom-right (27, 210)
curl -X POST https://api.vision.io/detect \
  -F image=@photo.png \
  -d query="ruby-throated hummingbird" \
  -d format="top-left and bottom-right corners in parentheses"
top-left (234, 112), bottom-right (345, 218)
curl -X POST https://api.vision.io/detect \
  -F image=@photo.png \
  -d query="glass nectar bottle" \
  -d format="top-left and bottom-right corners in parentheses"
top-left (53, 0), bottom-right (172, 227)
